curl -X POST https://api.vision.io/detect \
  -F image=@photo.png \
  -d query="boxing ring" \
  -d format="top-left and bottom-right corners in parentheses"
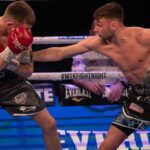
top-left (31, 36), bottom-right (124, 81)
top-left (0, 36), bottom-right (150, 150)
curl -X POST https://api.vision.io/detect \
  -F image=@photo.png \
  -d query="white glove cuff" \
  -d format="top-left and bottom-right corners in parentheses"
top-left (6, 58), bottom-right (20, 71)
top-left (17, 51), bottom-right (32, 63)
top-left (0, 47), bottom-right (15, 64)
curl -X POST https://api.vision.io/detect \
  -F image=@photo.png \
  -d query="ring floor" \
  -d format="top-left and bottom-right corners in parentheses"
top-left (0, 97), bottom-right (149, 150)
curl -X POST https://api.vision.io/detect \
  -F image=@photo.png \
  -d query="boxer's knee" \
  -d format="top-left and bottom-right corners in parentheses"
top-left (42, 117), bottom-right (57, 134)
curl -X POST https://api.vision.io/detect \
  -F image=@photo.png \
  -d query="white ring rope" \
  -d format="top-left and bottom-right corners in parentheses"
top-left (33, 36), bottom-right (90, 44)
top-left (29, 71), bottom-right (125, 80)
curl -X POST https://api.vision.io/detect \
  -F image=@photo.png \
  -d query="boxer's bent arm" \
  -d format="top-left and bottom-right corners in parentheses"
top-left (15, 46), bottom-right (33, 78)
top-left (15, 63), bottom-right (33, 78)
top-left (0, 57), bottom-right (33, 77)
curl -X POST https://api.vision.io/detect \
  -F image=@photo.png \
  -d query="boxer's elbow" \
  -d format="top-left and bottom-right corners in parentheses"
top-left (16, 65), bottom-right (33, 78)
top-left (25, 67), bottom-right (33, 77)
top-left (24, 64), bottom-right (33, 77)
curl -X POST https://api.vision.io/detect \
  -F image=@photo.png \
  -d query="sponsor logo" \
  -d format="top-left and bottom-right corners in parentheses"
top-left (15, 93), bottom-right (27, 104)
top-left (19, 106), bottom-right (36, 112)
top-left (36, 88), bottom-right (54, 102)
top-left (13, 39), bottom-right (25, 50)
top-left (58, 129), bottom-right (150, 149)
top-left (72, 97), bottom-right (84, 102)
top-left (61, 72), bottom-right (106, 80)
top-left (33, 84), bottom-right (55, 106)
top-left (65, 85), bottom-right (91, 99)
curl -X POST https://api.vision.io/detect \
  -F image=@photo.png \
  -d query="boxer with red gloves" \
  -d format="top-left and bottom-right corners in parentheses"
top-left (0, 26), bottom-right (33, 70)
top-left (8, 26), bottom-right (33, 54)
top-left (0, 1), bottom-right (61, 150)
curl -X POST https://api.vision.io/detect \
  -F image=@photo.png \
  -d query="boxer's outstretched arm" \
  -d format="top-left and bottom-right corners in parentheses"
top-left (33, 44), bottom-right (89, 62)
top-left (33, 37), bottom-right (96, 62)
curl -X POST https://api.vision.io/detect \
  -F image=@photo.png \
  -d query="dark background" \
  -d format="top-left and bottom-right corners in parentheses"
top-left (1, 0), bottom-right (150, 72)
top-left (1, 0), bottom-right (150, 36)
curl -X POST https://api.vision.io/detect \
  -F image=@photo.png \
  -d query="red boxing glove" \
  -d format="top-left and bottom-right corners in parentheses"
top-left (8, 26), bottom-right (33, 54)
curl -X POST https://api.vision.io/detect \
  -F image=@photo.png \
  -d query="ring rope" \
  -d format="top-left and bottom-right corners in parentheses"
top-left (33, 36), bottom-right (90, 44)
top-left (32, 36), bottom-right (124, 81)
top-left (29, 71), bottom-right (125, 80)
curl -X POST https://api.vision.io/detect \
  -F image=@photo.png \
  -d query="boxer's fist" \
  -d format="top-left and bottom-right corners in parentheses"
top-left (0, 27), bottom-right (33, 70)
top-left (8, 26), bottom-right (33, 54)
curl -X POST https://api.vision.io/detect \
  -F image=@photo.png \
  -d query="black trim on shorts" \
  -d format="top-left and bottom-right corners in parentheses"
top-left (112, 123), bottom-right (135, 136)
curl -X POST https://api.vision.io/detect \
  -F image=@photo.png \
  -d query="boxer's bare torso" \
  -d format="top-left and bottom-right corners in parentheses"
top-left (92, 27), bottom-right (150, 84)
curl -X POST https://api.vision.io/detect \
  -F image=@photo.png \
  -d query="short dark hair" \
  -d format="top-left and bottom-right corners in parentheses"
top-left (4, 1), bottom-right (36, 26)
top-left (93, 2), bottom-right (124, 23)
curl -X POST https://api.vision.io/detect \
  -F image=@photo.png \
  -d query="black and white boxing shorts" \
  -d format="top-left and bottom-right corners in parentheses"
top-left (112, 83), bottom-right (150, 136)
top-left (0, 80), bottom-right (45, 116)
